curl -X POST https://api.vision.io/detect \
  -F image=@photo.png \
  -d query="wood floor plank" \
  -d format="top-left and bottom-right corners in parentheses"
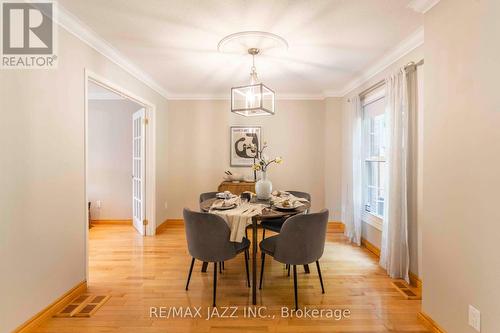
top-left (32, 223), bottom-right (430, 333)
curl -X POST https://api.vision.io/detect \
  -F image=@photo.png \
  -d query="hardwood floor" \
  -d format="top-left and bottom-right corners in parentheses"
top-left (33, 223), bottom-right (429, 333)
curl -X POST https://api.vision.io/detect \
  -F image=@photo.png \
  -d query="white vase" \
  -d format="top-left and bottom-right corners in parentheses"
top-left (256, 171), bottom-right (272, 200)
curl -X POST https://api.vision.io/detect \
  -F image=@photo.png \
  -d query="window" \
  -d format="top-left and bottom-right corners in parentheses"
top-left (362, 88), bottom-right (386, 219)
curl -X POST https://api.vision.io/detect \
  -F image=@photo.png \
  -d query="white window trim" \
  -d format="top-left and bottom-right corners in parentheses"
top-left (363, 211), bottom-right (383, 231)
top-left (361, 85), bottom-right (386, 232)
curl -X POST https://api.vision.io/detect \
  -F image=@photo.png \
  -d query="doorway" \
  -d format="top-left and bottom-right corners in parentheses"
top-left (84, 70), bottom-right (157, 278)
top-left (87, 81), bottom-right (146, 234)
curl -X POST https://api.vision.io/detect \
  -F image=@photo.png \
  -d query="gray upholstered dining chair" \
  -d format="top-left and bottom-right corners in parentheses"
top-left (199, 192), bottom-right (218, 207)
top-left (261, 191), bottom-right (312, 274)
top-left (261, 190), bottom-right (311, 238)
top-left (183, 208), bottom-right (250, 307)
top-left (199, 191), bottom-right (228, 272)
top-left (259, 209), bottom-right (329, 310)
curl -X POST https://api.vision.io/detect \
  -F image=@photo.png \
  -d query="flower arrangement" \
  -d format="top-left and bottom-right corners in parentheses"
top-left (250, 141), bottom-right (283, 172)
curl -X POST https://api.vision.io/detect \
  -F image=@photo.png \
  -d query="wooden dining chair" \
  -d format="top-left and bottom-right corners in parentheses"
top-left (258, 209), bottom-right (328, 310)
top-left (183, 208), bottom-right (250, 307)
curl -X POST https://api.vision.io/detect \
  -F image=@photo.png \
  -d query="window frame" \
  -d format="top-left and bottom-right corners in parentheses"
top-left (361, 87), bottom-right (386, 231)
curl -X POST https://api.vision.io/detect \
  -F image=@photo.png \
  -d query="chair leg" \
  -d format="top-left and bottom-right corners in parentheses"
top-left (244, 250), bottom-right (250, 288)
top-left (219, 262), bottom-right (222, 273)
top-left (201, 262), bottom-right (208, 272)
top-left (222, 261), bottom-right (225, 270)
top-left (316, 260), bottom-right (325, 294)
top-left (287, 264), bottom-right (290, 276)
top-left (262, 228), bottom-right (266, 241)
top-left (259, 253), bottom-right (266, 289)
top-left (213, 262), bottom-right (217, 307)
top-left (185, 257), bottom-right (195, 291)
top-left (303, 264), bottom-right (310, 274)
top-left (293, 265), bottom-right (298, 310)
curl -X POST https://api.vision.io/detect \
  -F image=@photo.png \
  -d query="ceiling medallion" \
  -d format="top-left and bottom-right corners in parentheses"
top-left (218, 31), bottom-right (289, 54)
top-left (219, 31), bottom-right (288, 117)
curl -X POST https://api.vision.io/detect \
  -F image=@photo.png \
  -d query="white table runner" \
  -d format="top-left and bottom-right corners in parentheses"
top-left (208, 192), bottom-right (309, 243)
top-left (210, 203), bottom-right (266, 242)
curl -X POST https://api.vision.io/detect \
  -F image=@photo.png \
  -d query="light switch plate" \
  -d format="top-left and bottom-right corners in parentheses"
top-left (468, 305), bottom-right (481, 332)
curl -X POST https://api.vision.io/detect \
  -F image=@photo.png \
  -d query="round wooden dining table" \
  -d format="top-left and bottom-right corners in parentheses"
top-left (200, 197), bottom-right (311, 305)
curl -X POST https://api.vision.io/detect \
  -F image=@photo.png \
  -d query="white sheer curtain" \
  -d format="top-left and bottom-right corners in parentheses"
top-left (380, 68), bottom-right (410, 282)
top-left (342, 96), bottom-right (363, 245)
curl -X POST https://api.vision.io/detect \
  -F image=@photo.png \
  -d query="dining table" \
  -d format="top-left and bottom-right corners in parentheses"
top-left (200, 195), bottom-right (311, 305)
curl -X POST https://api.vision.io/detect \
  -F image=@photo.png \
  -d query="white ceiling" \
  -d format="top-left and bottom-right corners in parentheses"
top-left (58, 0), bottom-right (423, 98)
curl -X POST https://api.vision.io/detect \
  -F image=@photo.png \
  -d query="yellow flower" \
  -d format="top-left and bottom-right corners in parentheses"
top-left (252, 163), bottom-right (261, 171)
top-left (275, 157), bottom-right (283, 164)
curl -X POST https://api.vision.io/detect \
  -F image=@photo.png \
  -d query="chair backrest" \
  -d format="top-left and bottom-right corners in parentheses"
top-left (287, 190), bottom-right (311, 202)
top-left (199, 192), bottom-right (218, 204)
top-left (183, 208), bottom-right (237, 262)
top-left (273, 209), bottom-right (329, 265)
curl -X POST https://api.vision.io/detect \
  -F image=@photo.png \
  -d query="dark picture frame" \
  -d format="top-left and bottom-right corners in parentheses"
top-left (230, 126), bottom-right (261, 167)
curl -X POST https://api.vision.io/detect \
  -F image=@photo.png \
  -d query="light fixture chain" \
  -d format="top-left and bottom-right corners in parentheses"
top-left (250, 53), bottom-right (258, 84)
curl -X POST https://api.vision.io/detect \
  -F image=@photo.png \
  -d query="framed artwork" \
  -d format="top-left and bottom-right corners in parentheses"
top-left (230, 126), bottom-right (261, 167)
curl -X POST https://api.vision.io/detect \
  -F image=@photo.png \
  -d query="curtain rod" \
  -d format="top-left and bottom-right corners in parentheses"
top-left (404, 59), bottom-right (424, 71)
top-left (358, 79), bottom-right (385, 99)
top-left (354, 58), bottom-right (425, 100)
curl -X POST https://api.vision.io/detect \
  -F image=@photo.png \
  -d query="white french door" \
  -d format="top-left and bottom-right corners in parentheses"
top-left (132, 108), bottom-right (146, 235)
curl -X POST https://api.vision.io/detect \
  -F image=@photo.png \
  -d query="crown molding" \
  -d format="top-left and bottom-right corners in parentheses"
top-left (277, 94), bottom-right (325, 100)
top-left (56, 6), bottom-right (325, 102)
top-left (56, 3), bottom-right (425, 102)
top-left (408, 0), bottom-right (441, 13)
top-left (326, 26), bottom-right (424, 98)
top-left (167, 94), bottom-right (326, 101)
top-left (322, 90), bottom-right (344, 98)
top-left (167, 95), bottom-right (229, 101)
top-left (56, 4), bottom-right (170, 99)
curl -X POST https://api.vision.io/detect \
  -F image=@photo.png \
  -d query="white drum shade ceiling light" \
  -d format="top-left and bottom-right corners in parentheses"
top-left (218, 31), bottom-right (288, 117)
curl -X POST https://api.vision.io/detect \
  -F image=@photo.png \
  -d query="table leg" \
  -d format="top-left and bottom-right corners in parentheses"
top-left (252, 216), bottom-right (258, 305)
top-left (201, 262), bottom-right (208, 272)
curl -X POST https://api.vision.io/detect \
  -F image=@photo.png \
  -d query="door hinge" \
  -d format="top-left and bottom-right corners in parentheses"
top-left (143, 219), bottom-right (148, 226)
top-left (143, 118), bottom-right (149, 125)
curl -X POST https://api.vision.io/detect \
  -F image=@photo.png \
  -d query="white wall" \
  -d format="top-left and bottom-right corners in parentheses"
top-left (422, 0), bottom-right (500, 331)
top-left (165, 99), bottom-right (336, 220)
top-left (341, 45), bottom-right (424, 278)
top-left (0, 26), bottom-right (168, 332)
top-left (324, 98), bottom-right (343, 220)
top-left (88, 99), bottom-right (142, 220)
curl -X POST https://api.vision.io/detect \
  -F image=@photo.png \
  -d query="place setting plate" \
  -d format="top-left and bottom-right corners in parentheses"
top-left (211, 203), bottom-right (237, 210)
top-left (273, 203), bottom-right (299, 211)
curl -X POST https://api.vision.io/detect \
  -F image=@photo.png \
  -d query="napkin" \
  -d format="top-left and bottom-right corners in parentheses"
top-left (216, 191), bottom-right (237, 199)
top-left (271, 192), bottom-right (308, 208)
top-left (211, 196), bottom-right (240, 209)
top-left (210, 203), bottom-right (265, 242)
